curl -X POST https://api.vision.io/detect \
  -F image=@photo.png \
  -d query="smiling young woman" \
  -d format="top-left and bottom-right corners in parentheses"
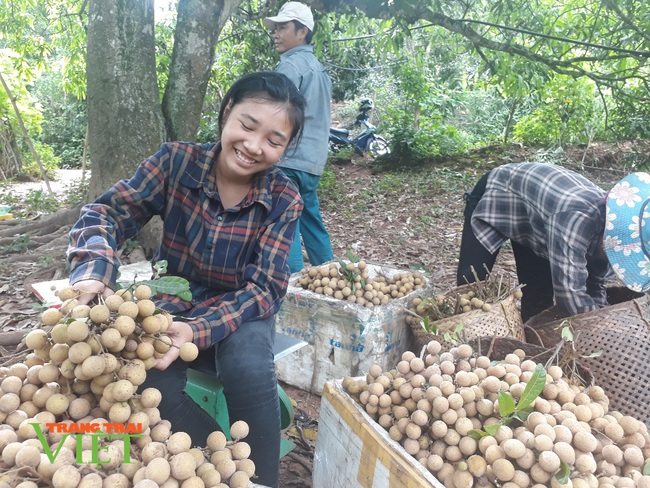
top-left (216, 99), bottom-right (294, 207)
top-left (66, 71), bottom-right (306, 488)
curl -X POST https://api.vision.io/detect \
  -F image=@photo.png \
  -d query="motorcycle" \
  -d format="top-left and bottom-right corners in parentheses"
top-left (329, 98), bottom-right (391, 158)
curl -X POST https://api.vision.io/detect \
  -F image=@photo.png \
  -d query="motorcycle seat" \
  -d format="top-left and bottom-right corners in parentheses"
top-left (330, 127), bottom-right (349, 137)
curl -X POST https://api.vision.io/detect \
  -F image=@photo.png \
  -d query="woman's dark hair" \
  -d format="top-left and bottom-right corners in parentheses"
top-left (218, 71), bottom-right (306, 146)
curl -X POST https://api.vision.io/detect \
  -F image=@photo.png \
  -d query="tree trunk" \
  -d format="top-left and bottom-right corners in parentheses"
top-left (503, 97), bottom-right (519, 144)
top-left (86, 0), bottom-right (165, 200)
top-left (0, 119), bottom-right (21, 179)
top-left (85, 0), bottom-right (245, 255)
top-left (161, 0), bottom-right (241, 141)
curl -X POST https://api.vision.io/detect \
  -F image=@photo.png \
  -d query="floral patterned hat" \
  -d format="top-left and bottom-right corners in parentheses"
top-left (604, 172), bottom-right (650, 292)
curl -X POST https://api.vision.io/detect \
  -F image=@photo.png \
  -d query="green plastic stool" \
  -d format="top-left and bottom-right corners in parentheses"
top-left (185, 368), bottom-right (297, 458)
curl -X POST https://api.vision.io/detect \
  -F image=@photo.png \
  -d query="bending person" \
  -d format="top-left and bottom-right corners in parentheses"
top-left (456, 162), bottom-right (650, 322)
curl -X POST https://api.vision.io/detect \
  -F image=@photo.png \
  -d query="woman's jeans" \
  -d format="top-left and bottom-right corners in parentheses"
top-left (138, 316), bottom-right (281, 487)
top-left (280, 168), bottom-right (333, 273)
top-left (456, 172), bottom-right (554, 322)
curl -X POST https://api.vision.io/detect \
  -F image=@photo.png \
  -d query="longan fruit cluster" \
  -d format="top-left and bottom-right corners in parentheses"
top-left (343, 341), bottom-right (650, 487)
top-left (124, 420), bottom-right (253, 488)
top-left (297, 261), bottom-right (426, 308)
top-left (406, 288), bottom-right (524, 324)
top-left (0, 284), bottom-right (254, 487)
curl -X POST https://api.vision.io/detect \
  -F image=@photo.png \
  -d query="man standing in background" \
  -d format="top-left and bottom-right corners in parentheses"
top-left (264, 1), bottom-right (334, 273)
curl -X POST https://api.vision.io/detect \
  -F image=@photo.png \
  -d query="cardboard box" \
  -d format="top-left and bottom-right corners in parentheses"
top-left (313, 379), bottom-right (444, 488)
top-left (274, 262), bottom-right (428, 395)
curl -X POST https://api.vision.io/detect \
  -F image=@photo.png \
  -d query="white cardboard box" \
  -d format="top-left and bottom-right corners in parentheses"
top-left (313, 379), bottom-right (444, 488)
top-left (274, 263), bottom-right (428, 395)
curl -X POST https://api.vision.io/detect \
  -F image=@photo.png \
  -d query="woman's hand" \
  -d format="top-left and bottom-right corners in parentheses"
top-left (72, 279), bottom-right (114, 305)
top-left (154, 321), bottom-right (195, 371)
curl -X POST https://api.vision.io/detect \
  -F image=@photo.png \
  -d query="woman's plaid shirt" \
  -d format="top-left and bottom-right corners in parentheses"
top-left (68, 142), bottom-right (303, 349)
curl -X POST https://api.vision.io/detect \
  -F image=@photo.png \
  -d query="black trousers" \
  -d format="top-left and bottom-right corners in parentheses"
top-left (456, 172), bottom-right (554, 322)
top-left (138, 317), bottom-right (280, 487)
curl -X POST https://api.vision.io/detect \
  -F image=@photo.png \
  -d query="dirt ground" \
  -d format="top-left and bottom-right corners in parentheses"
top-left (0, 141), bottom-right (648, 487)
top-left (274, 140), bottom-right (649, 487)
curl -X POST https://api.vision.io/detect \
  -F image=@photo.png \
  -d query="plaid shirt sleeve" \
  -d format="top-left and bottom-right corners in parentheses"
top-left (67, 147), bottom-right (169, 288)
top-left (547, 211), bottom-right (607, 315)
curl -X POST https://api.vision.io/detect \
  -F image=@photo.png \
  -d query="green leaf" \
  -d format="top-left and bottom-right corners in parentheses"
top-left (517, 363), bottom-right (546, 411)
top-left (468, 429), bottom-right (487, 440)
top-left (420, 317), bottom-right (427, 331)
top-left (511, 406), bottom-right (534, 422)
top-left (345, 251), bottom-right (359, 263)
top-left (643, 461), bottom-right (650, 476)
top-left (555, 461), bottom-right (570, 484)
top-left (581, 351), bottom-right (603, 359)
top-left (554, 319), bottom-right (572, 331)
top-left (500, 416), bottom-right (514, 426)
top-left (484, 424), bottom-right (500, 436)
top-left (498, 391), bottom-right (516, 417)
top-left (142, 276), bottom-right (190, 296)
top-left (153, 260), bottom-right (168, 275)
top-left (560, 326), bottom-right (573, 341)
top-left (178, 291), bottom-right (193, 302)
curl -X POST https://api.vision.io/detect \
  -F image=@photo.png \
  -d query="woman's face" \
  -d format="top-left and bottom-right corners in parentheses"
top-left (217, 98), bottom-right (293, 183)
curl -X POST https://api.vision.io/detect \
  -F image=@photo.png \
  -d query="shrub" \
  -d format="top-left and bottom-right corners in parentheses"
top-left (384, 108), bottom-right (465, 161)
top-left (19, 142), bottom-right (60, 179)
top-left (512, 76), bottom-right (600, 146)
top-left (31, 71), bottom-right (86, 169)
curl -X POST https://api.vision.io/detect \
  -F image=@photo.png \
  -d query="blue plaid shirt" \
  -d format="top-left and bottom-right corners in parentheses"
top-left (68, 142), bottom-right (303, 349)
top-left (472, 162), bottom-right (610, 316)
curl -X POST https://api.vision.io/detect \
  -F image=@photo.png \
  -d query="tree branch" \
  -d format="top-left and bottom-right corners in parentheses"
top-left (601, 0), bottom-right (650, 44)
top-left (0, 71), bottom-right (53, 195)
top-left (458, 18), bottom-right (650, 58)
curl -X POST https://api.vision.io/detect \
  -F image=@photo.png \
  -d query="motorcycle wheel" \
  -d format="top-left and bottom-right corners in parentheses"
top-left (366, 136), bottom-right (391, 158)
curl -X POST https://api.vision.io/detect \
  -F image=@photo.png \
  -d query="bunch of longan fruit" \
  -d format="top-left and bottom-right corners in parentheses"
top-left (0, 284), bottom-right (255, 487)
top-left (296, 261), bottom-right (426, 308)
top-left (406, 288), bottom-right (524, 324)
top-left (343, 340), bottom-right (650, 487)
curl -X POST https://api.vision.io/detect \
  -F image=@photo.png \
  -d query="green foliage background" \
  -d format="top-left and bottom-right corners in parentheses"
top-left (0, 0), bottom-right (649, 177)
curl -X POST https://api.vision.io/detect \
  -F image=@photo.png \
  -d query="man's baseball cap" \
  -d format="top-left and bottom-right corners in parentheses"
top-left (263, 2), bottom-right (314, 31)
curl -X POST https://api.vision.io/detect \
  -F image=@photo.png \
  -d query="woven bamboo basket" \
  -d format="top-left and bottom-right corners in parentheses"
top-left (469, 336), bottom-right (594, 387)
top-left (408, 285), bottom-right (524, 353)
top-left (527, 294), bottom-right (650, 426)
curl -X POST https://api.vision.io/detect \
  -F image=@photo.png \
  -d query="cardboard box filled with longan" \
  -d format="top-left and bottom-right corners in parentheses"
top-left (295, 259), bottom-right (427, 309)
top-left (337, 338), bottom-right (650, 488)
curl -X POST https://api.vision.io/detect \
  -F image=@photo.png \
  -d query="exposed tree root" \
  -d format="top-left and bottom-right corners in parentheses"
top-left (0, 207), bottom-right (80, 239)
top-left (22, 262), bottom-right (68, 283)
top-left (1, 232), bottom-right (70, 263)
top-left (0, 330), bottom-right (28, 346)
top-left (0, 228), bottom-right (68, 248)
top-left (0, 207), bottom-right (76, 268)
